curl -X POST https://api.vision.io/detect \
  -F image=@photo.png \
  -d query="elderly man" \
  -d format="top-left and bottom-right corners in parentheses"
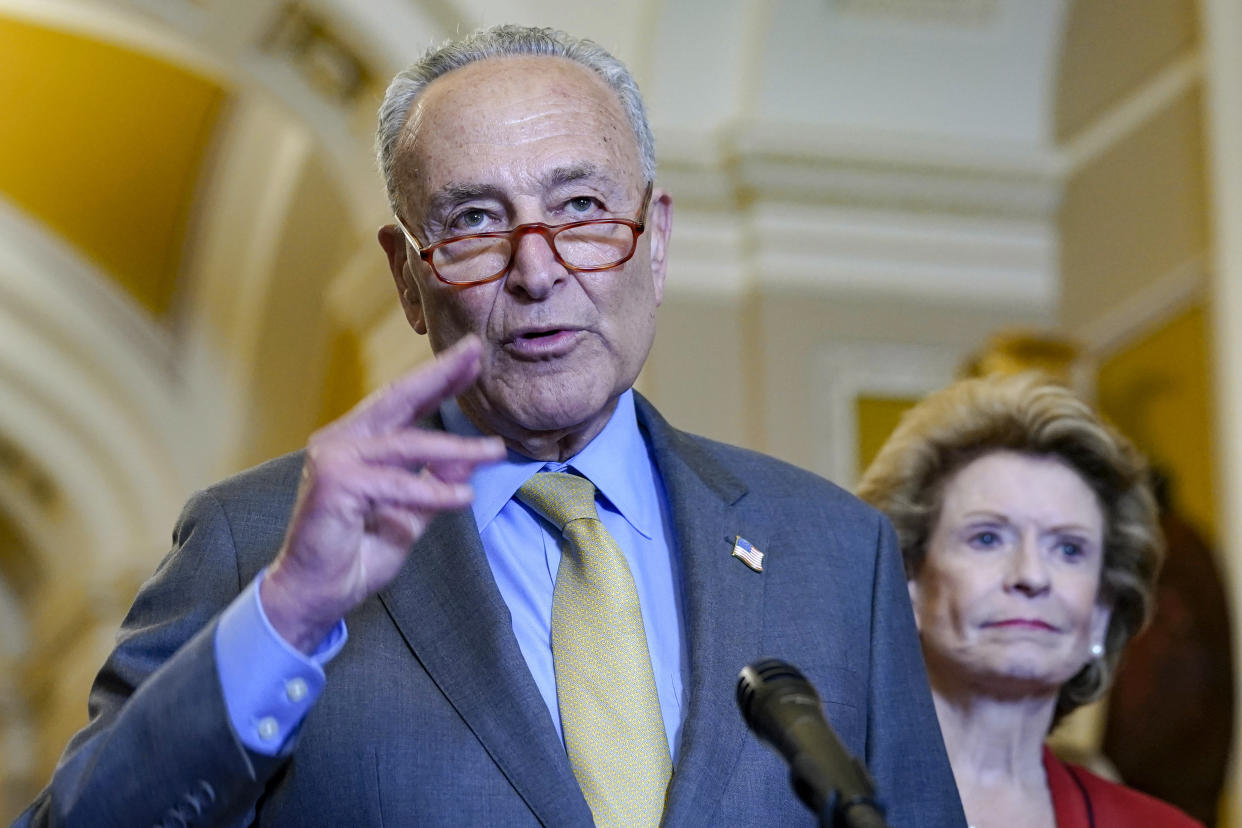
top-left (19, 25), bottom-right (963, 828)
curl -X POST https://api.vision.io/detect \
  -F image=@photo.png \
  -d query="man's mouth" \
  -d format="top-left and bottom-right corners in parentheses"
top-left (504, 327), bottom-right (582, 357)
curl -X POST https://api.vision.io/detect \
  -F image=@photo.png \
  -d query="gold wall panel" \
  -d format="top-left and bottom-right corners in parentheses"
top-left (0, 16), bottom-right (225, 316)
top-left (855, 395), bottom-right (918, 481)
top-left (1098, 302), bottom-right (1216, 540)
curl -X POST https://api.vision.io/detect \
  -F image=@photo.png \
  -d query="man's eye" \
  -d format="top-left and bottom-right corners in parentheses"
top-left (453, 209), bottom-right (489, 231)
top-left (567, 196), bottom-right (598, 214)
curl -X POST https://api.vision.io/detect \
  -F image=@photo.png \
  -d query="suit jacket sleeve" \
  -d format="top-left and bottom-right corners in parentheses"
top-left (864, 516), bottom-right (966, 825)
top-left (18, 487), bottom-right (291, 828)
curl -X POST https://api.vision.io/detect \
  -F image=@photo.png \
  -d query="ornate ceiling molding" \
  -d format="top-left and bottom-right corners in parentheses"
top-left (0, 196), bottom-right (190, 580)
top-left (657, 121), bottom-right (1060, 310)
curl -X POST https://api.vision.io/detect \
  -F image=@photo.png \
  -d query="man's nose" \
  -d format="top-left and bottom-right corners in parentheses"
top-left (505, 224), bottom-right (569, 298)
top-left (1004, 535), bottom-right (1051, 597)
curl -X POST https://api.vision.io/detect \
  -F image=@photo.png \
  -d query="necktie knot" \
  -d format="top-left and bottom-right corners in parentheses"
top-left (516, 471), bottom-right (599, 531)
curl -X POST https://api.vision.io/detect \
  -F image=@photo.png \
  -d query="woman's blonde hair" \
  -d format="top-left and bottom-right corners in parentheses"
top-left (856, 373), bottom-right (1162, 721)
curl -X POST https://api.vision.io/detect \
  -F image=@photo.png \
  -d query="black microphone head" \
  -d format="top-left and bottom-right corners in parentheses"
top-left (737, 659), bottom-right (887, 826)
top-left (736, 658), bottom-right (818, 727)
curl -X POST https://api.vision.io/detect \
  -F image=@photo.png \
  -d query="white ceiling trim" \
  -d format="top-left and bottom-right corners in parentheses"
top-left (1056, 49), bottom-right (1203, 178)
top-left (1075, 254), bottom-right (1207, 358)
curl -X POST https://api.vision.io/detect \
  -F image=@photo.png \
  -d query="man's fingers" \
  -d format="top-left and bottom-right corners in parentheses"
top-left (335, 335), bottom-right (484, 435)
top-left (300, 432), bottom-right (500, 517)
top-left (311, 463), bottom-right (478, 514)
top-left (366, 503), bottom-right (431, 550)
top-left (425, 459), bottom-right (478, 484)
top-left (348, 430), bottom-right (506, 469)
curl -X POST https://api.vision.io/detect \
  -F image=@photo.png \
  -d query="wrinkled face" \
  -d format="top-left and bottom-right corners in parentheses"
top-left (379, 56), bottom-right (671, 451)
top-left (909, 451), bottom-right (1111, 699)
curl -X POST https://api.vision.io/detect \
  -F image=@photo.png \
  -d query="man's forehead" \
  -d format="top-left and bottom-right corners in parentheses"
top-left (419, 54), bottom-right (617, 110)
top-left (393, 55), bottom-right (639, 203)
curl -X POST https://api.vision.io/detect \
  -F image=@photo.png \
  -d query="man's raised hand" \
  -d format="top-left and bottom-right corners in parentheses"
top-left (261, 336), bottom-right (506, 652)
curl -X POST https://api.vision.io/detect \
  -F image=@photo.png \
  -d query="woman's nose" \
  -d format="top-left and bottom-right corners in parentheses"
top-left (1004, 536), bottom-right (1051, 597)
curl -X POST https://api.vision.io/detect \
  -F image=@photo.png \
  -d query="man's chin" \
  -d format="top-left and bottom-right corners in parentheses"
top-left (470, 387), bottom-right (620, 441)
top-left (510, 400), bottom-right (610, 436)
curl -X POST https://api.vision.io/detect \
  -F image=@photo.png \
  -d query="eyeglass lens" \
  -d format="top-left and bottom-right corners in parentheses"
top-left (431, 221), bottom-right (636, 284)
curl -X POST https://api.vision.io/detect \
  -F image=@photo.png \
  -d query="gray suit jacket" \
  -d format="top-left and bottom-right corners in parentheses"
top-left (19, 397), bottom-right (964, 827)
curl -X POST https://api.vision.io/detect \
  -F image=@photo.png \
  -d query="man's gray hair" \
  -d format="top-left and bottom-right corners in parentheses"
top-left (376, 24), bottom-right (656, 215)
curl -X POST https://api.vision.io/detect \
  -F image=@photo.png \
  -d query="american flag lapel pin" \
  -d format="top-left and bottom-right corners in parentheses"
top-left (731, 535), bottom-right (764, 572)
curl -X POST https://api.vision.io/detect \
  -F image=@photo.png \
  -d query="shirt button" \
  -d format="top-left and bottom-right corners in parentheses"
top-left (285, 677), bottom-right (309, 703)
top-left (257, 716), bottom-right (280, 742)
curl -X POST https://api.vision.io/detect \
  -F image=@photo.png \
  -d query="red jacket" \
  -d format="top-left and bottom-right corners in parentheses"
top-left (1044, 746), bottom-right (1204, 827)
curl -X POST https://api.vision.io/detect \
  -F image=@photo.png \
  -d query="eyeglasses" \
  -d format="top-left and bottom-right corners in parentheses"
top-left (394, 183), bottom-right (653, 286)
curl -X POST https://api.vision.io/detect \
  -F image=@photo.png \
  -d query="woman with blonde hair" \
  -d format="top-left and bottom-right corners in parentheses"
top-left (857, 373), bottom-right (1200, 827)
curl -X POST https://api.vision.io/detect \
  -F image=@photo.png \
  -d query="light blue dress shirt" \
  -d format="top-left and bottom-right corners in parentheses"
top-left (215, 388), bottom-right (687, 759)
top-left (442, 389), bottom-right (687, 758)
top-left (215, 574), bottom-right (346, 752)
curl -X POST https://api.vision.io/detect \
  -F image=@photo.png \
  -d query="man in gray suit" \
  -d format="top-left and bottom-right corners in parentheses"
top-left (18, 25), bottom-right (963, 828)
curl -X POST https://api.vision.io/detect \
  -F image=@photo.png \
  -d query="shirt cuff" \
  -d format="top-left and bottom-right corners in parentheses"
top-left (214, 569), bottom-right (348, 755)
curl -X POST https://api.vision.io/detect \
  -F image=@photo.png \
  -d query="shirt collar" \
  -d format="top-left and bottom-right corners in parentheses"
top-left (441, 389), bottom-right (657, 539)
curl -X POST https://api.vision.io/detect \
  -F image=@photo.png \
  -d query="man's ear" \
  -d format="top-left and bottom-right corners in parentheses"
top-left (646, 188), bottom-right (673, 305)
top-left (378, 224), bottom-right (428, 335)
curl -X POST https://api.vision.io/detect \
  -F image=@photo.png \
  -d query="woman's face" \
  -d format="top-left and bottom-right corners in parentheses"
top-left (909, 450), bottom-right (1111, 698)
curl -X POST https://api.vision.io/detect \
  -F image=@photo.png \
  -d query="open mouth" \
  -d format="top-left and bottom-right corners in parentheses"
top-left (520, 328), bottom-right (563, 340)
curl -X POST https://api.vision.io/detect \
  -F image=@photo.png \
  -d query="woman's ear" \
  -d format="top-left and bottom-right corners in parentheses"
top-left (1089, 601), bottom-right (1112, 655)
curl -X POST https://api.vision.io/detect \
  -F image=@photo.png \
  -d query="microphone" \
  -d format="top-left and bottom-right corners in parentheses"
top-left (737, 659), bottom-right (888, 828)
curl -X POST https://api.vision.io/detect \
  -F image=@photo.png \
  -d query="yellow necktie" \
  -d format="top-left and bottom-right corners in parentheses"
top-left (516, 471), bottom-right (672, 827)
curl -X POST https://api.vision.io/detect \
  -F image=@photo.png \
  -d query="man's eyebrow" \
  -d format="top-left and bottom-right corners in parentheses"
top-left (418, 167), bottom-right (630, 222)
top-left (425, 183), bottom-right (505, 216)
top-left (543, 164), bottom-right (622, 192)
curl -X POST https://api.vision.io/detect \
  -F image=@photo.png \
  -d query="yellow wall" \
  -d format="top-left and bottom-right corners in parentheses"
top-left (855, 395), bottom-right (918, 481)
top-left (318, 322), bottom-right (368, 427)
top-left (1097, 302), bottom-right (1217, 541)
top-left (0, 16), bottom-right (225, 317)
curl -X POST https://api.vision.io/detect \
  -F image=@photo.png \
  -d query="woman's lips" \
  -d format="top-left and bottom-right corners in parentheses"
top-left (983, 618), bottom-right (1059, 631)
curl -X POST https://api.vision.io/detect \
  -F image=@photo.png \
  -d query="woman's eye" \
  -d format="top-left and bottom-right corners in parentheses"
top-left (969, 530), bottom-right (1001, 549)
top-left (1058, 540), bottom-right (1085, 560)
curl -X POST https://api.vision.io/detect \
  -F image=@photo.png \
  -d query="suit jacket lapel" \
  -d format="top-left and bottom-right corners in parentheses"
top-left (378, 505), bottom-right (592, 826)
top-left (376, 402), bottom-right (763, 825)
top-left (635, 397), bottom-right (766, 826)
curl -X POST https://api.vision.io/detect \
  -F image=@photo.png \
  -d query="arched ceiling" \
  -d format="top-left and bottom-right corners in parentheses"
top-left (0, 13), bottom-right (225, 317)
